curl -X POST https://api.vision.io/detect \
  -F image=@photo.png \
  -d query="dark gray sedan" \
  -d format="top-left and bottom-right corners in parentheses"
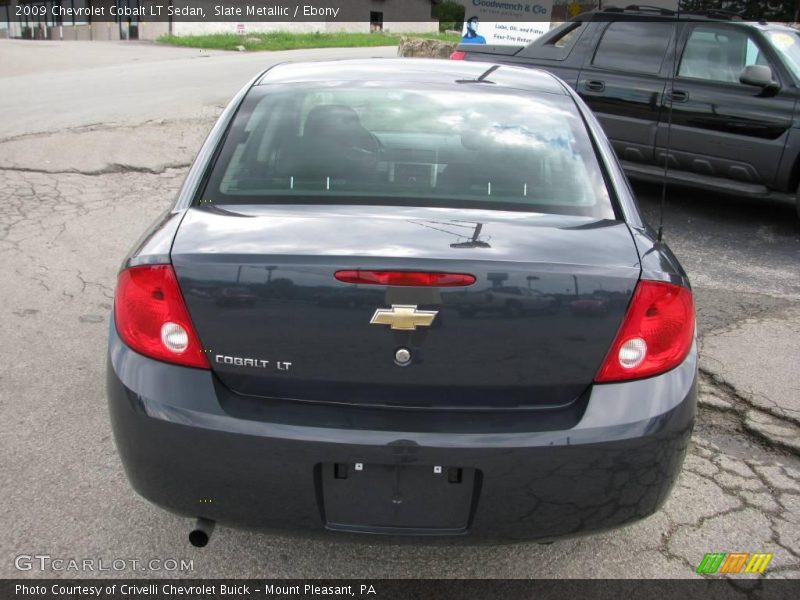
top-left (107, 59), bottom-right (697, 545)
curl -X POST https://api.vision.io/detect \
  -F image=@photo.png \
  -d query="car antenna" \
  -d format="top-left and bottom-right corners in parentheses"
top-left (477, 65), bottom-right (501, 81)
top-left (456, 64), bottom-right (500, 84)
top-left (658, 9), bottom-right (680, 243)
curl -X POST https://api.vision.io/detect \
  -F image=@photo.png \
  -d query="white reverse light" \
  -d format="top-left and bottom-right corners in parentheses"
top-left (618, 338), bottom-right (647, 369)
top-left (161, 322), bottom-right (189, 353)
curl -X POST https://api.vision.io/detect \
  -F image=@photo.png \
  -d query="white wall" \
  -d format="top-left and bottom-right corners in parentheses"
top-left (170, 20), bottom-right (437, 37)
top-left (172, 21), bottom-right (327, 36)
top-left (382, 21), bottom-right (438, 34)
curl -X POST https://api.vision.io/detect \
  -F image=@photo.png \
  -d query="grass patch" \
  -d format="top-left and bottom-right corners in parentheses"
top-left (157, 31), bottom-right (460, 52)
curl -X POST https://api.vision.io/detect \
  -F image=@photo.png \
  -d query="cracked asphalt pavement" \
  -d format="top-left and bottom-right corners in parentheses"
top-left (1, 39), bottom-right (799, 580)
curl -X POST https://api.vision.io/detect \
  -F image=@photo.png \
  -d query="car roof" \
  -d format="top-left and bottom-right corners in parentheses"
top-left (578, 7), bottom-right (787, 27)
top-left (756, 22), bottom-right (800, 34)
top-left (256, 59), bottom-right (568, 96)
top-left (578, 7), bottom-right (742, 21)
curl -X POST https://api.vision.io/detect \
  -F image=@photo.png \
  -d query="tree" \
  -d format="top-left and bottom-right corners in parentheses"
top-left (432, 0), bottom-right (466, 32)
top-left (677, 1), bottom-right (797, 20)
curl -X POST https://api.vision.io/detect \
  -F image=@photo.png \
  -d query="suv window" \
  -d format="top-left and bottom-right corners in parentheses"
top-left (551, 22), bottom-right (584, 48)
top-left (765, 29), bottom-right (800, 81)
top-left (679, 25), bottom-right (771, 83)
top-left (521, 21), bottom-right (586, 61)
top-left (592, 22), bottom-right (674, 74)
top-left (201, 84), bottom-right (615, 219)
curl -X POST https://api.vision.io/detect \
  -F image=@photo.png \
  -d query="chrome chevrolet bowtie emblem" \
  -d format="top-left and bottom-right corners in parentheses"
top-left (370, 305), bottom-right (438, 331)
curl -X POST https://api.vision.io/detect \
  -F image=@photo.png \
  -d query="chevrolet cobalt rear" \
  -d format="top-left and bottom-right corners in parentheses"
top-left (107, 60), bottom-right (697, 544)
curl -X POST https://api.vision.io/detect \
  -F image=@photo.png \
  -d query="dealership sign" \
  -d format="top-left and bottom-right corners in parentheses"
top-left (458, 0), bottom-right (553, 46)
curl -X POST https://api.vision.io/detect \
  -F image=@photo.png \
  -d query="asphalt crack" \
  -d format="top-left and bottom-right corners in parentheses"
top-left (698, 370), bottom-right (800, 457)
top-left (0, 163), bottom-right (192, 176)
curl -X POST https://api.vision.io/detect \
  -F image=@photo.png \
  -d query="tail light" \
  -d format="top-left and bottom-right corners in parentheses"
top-left (335, 270), bottom-right (475, 287)
top-left (114, 265), bottom-right (209, 369)
top-left (595, 280), bottom-right (694, 383)
top-left (450, 51), bottom-right (467, 60)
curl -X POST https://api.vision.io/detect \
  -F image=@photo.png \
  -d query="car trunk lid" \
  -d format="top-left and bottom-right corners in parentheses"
top-left (171, 204), bottom-right (640, 410)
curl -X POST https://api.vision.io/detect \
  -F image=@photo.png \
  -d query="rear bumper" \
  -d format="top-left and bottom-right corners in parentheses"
top-left (107, 324), bottom-right (697, 542)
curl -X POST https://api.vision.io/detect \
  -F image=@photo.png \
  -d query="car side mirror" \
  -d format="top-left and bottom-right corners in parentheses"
top-left (739, 65), bottom-right (779, 93)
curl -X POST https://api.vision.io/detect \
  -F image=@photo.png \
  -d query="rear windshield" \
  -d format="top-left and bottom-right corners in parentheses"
top-left (201, 82), bottom-right (615, 218)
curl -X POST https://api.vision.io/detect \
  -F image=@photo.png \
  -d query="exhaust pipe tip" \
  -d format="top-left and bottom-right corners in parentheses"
top-left (188, 530), bottom-right (209, 548)
top-left (189, 518), bottom-right (215, 548)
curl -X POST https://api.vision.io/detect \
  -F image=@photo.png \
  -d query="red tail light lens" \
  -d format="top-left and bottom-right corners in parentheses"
top-left (114, 265), bottom-right (209, 369)
top-left (335, 270), bottom-right (476, 287)
top-left (450, 51), bottom-right (467, 60)
top-left (595, 280), bottom-right (694, 383)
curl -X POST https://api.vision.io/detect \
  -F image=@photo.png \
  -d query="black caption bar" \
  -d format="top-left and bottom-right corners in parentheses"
top-left (9, 0), bottom-right (800, 23)
top-left (3, 579), bottom-right (800, 600)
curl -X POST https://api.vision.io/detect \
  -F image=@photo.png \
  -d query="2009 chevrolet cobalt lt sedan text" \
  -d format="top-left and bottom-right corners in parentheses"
top-left (107, 59), bottom-right (697, 545)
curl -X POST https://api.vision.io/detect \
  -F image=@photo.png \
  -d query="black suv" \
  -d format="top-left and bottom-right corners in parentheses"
top-left (454, 7), bottom-right (800, 216)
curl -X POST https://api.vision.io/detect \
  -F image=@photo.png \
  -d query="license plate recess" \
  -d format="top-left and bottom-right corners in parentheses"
top-left (320, 463), bottom-right (477, 534)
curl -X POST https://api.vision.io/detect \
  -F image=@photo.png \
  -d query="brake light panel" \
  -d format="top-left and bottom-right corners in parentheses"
top-left (335, 270), bottom-right (475, 287)
top-left (114, 265), bottom-right (209, 369)
top-left (595, 280), bottom-right (694, 383)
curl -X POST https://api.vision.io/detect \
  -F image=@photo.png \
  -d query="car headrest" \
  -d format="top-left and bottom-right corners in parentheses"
top-left (304, 105), bottom-right (362, 138)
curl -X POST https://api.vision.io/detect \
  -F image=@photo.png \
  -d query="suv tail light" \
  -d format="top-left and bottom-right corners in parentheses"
top-left (450, 51), bottom-right (467, 60)
top-left (595, 280), bottom-right (694, 383)
top-left (114, 265), bottom-right (209, 369)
